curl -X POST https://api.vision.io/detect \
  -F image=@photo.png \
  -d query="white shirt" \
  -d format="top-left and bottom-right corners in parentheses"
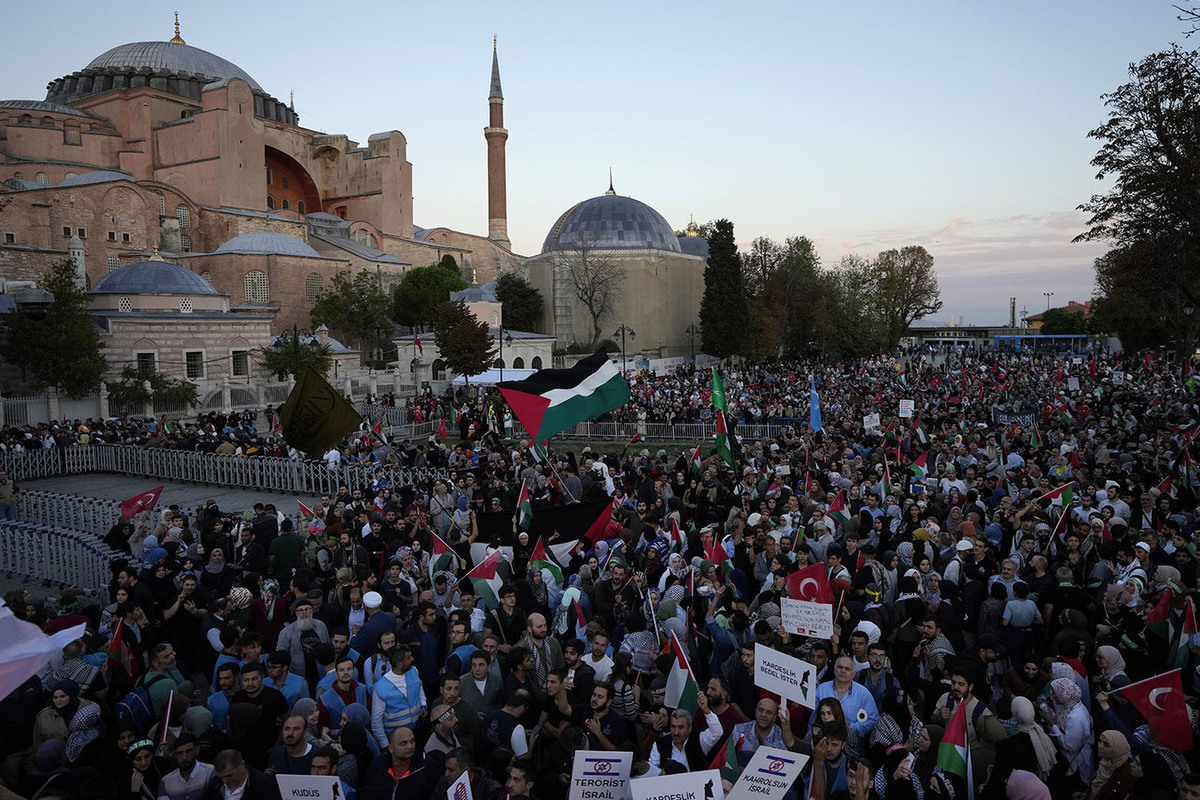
top-left (324, 448), bottom-right (341, 470)
top-left (588, 653), bottom-right (615, 682)
top-left (220, 775), bottom-right (248, 800)
top-left (645, 711), bottom-right (722, 776)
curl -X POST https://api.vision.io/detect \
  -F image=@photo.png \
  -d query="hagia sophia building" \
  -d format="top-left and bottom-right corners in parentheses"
top-left (0, 17), bottom-right (707, 388)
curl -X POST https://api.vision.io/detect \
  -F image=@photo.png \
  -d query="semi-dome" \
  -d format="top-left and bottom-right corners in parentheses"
top-left (59, 170), bottom-right (135, 187)
top-left (213, 231), bottom-right (321, 258)
top-left (81, 41), bottom-right (262, 91)
top-left (91, 258), bottom-right (218, 295)
top-left (541, 192), bottom-right (681, 254)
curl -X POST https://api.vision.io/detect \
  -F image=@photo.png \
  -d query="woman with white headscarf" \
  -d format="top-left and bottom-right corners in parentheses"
top-left (1010, 696), bottom-right (1057, 781)
top-left (1089, 729), bottom-right (1136, 800)
top-left (1046, 677), bottom-right (1094, 791)
top-left (1095, 645), bottom-right (1130, 691)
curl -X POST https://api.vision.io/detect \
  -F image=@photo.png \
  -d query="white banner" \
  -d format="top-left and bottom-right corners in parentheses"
top-left (780, 596), bottom-right (833, 640)
top-left (898, 399), bottom-right (914, 418)
top-left (631, 769), bottom-right (724, 800)
top-left (726, 747), bottom-right (809, 800)
top-left (1067, 377), bottom-right (1080, 391)
top-left (277, 776), bottom-right (341, 800)
top-left (570, 750), bottom-right (633, 800)
top-left (754, 644), bottom-right (819, 709)
top-left (863, 412), bottom-right (880, 431)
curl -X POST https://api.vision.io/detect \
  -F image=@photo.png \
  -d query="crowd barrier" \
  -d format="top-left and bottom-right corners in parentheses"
top-left (0, 519), bottom-right (134, 596)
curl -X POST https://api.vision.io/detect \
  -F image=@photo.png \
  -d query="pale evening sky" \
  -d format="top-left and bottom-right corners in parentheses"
top-left (2, 1), bottom-right (1184, 325)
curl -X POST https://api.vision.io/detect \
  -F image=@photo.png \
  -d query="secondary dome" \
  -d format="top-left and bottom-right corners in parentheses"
top-left (91, 258), bottom-right (218, 295)
top-left (214, 231), bottom-right (320, 258)
top-left (82, 41), bottom-right (262, 91)
top-left (541, 193), bottom-right (681, 254)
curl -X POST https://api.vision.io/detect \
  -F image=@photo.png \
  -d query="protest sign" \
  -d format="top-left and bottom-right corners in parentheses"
top-left (1067, 377), bottom-right (1080, 391)
top-left (631, 769), bottom-right (723, 800)
top-left (277, 776), bottom-right (341, 800)
top-left (570, 750), bottom-right (633, 800)
top-left (780, 596), bottom-right (834, 640)
top-left (863, 412), bottom-right (880, 431)
top-left (449, 772), bottom-right (474, 800)
top-left (726, 747), bottom-right (809, 800)
top-left (898, 399), bottom-right (914, 418)
top-left (991, 409), bottom-right (1035, 428)
top-left (754, 643), bottom-right (818, 708)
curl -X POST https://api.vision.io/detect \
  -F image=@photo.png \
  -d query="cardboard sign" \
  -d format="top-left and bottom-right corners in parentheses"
top-left (754, 643), bottom-right (819, 709)
top-left (1067, 377), bottom-right (1080, 392)
top-left (631, 769), bottom-right (724, 800)
top-left (449, 771), bottom-right (474, 800)
top-left (276, 776), bottom-right (341, 800)
top-left (863, 412), bottom-right (880, 431)
top-left (780, 596), bottom-right (834, 641)
top-left (898, 399), bottom-right (914, 418)
top-left (726, 747), bottom-right (809, 800)
top-left (570, 750), bottom-right (633, 800)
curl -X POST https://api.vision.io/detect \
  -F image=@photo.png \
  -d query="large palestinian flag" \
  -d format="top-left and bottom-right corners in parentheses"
top-left (665, 631), bottom-right (699, 714)
top-left (464, 550), bottom-right (504, 609)
top-left (498, 351), bottom-right (630, 443)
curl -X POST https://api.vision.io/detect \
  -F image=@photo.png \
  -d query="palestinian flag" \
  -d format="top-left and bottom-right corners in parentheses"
top-left (957, 414), bottom-right (966, 434)
top-left (430, 532), bottom-right (457, 579)
top-left (498, 351), bottom-right (630, 443)
top-left (897, 369), bottom-right (908, 389)
top-left (517, 481), bottom-right (533, 530)
top-left (1145, 588), bottom-right (1176, 641)
top-left (530, 442), bottom-right (548, 463)
top-left (1154, 475), bottom-right (1175, 498)
top-left (936, 700), bottom-right (972, 789)
top-left (464, 550), bottom-right (503, 609)
top-left (298, 500), bottom-right (316, 521)
top-left (691, 445), bottom-right (702, 473)
top-left (105, 620), bottom-right (140, 686)
top-left (530, 537), bottom-right (563, 586)
top-left (1038, 484), bottom-right (1073, 506)
top-left (669, 518), bottom-right (686, 552)
top-left (704, 531), bottom-right (732, 575)
top-left (912, 417), bottom-right (929, 445)
top-left (582, 499), bottom-right (616, 546)
top-left (664, 632), bottom-right (699, 714)
top-left (571, 598), bottom-right (589, 640)
top-left (1180, 597), bottom-right (1200, 668)
top-left (826, 490), bottom-right (850, 527)
top-left (710, 734), bottom-right (744, 784)
top-left (910, 451), bottom-right (929, 479)
top-left (627, 433), bottom-right (646, 446)
top-left (716, 410), bottom-right (736, 468)
top-left (712, 368), bottom-right (728, 412)
top-left (1030, 424), bottom-right (1043, 451)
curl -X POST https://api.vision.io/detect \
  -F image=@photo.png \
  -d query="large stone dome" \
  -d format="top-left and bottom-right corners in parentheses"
top-left (91, 258), bottom-right (218, 295)
top-left (541, 193), bottom-right (681, 254)
top-left (80, 41), bottom-right (262, 91)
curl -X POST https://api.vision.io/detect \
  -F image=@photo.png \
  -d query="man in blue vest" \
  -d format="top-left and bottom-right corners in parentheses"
top-left (443, 619), bottom-right (475, 678)
top-left (371, 643), bottom-right (426, 749)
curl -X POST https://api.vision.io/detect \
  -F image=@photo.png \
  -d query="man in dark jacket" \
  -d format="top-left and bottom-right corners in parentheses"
top-left (364, 726), bottom-right (443, 798)
top-left (204, 748), bottom-right (280, 800)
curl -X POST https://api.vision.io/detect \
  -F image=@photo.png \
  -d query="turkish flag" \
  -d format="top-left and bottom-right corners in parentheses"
top-left (1112, 668), bottom-right (1193, 752)
top-left (437, 419), bottom-right (448, 440)
top-left (119, 486), bottom-right (164, 521)
top-left (786, 563), bottom-right (834, 604)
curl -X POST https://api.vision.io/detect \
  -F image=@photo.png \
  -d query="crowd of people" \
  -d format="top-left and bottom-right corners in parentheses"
top-left (2, 345), bottom-right (1199, 800)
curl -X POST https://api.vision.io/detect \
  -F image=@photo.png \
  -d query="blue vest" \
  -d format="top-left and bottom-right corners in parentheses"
top-left (319, 682), bottom-right (367, 734)
top-left (373, 669), bottom-right (424, 739)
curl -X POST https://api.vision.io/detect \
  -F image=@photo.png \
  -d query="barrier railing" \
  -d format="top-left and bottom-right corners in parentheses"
top-left (0, 519), bottom-right (135, 596)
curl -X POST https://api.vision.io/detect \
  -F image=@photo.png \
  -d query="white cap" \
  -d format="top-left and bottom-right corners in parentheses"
top-left (363, 591), bottom-right (382, 609)
top-left (956, 539), bottom-right (974, 552)
top-left (1134, 541), bottom-right (1151, 553)
top-left (747, 513), bottom-right (763, 528)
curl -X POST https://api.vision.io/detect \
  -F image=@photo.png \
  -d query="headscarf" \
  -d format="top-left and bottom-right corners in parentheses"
top-left (1089, 730), bottom-right (1131, 798)
top-left (341, 702), bottom-right (371, 731)
top-left (205, 549), bottom-right (226, 574)
top-left (1050, 677), bottom-right (1082, 730)
top-left (946, 505), bottom-right (964, 535)
top-left (897, 541), bottom-right (915, 569)
top-left (1011, 697), bottom-right (1057, 779)
top-left (1096, 645), bottom-right (1127, 683)
top-left (65, 701), bottom-right (102, 762)
top-left (292, 697), bottom-right (318, 733)
top-left (1006, 771), bottom-right (1052, 800)
top-left (33, 739), bottom-right (67, 773)
top-left (55, 678), bottom-right (82, 722)
top-left (528, 565), bottom-right (549, 607)
top-left (182, 706), bottom-right (213, 737)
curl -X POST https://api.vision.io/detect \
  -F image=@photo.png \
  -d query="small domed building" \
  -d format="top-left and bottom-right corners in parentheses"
top-left (524, 184), bottom-right (706, 357)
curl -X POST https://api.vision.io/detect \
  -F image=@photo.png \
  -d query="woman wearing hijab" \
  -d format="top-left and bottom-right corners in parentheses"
top-left (250, 578), bottom-right (288, 649)
top-left (871, 743), bottom-right (922, 800)
top-left (126, 738), bottom-right (170, 800)
top-left (291, 697), bottom-right (330, 746)
top-left (64, 700), bottom-right (103, 765)
top-left (1094, 646), bottom-right (1130, 691)
top-left (1005, 771), bottom-right (1052, 800)
top-left (338, 703), bottom-right (379, 756)
top-left (181, 705), bottom-right (227, 764)
top-left (33, 680), bottom-right (93, 752)
top-left (1046, 677), bottom-right (1094, 793)
top-left (869, 687), bottom-right (922, 758)
top-left (200, 548), bottom-right (233, 597)
top-left (1009, 697), bottom-right (1058, 782)
top-left (1089, 730), bottom-right (1136, 800)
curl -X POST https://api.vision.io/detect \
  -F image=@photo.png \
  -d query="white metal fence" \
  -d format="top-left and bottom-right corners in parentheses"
top-left (0, 519), bottom-right (133, 597)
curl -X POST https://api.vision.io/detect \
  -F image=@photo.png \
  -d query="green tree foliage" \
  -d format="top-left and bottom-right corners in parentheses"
top-left (1077, 46), bottom-right (1200, 350)
top-left (817, 255), bottom-right (888, 358)
top-left (1038, 307), bottom-right (1087, 335)
top-left (105, 365), bottom-right (198, 410)
top-left (873, 245), bottom-right (943, 346)
top-left (1, 258), bottom-right (107, 398)
top-left (437, 254), bottom-right (462, 277)
top-left (434, 301), bottom-right (495, 382)
top-left (494, 272), bottom-right (544, 332)
top-left (257, 337), bottom-right (333, 381)
top-left (392, 266), bottom-right (469, 328)
top-left (310, 270), bottom-right (393, 362)
top-left (699, 219), bottom-right (751, 358)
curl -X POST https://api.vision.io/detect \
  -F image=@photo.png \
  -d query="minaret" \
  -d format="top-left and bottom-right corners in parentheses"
top-left (485, 37), bottom-right (509, 244)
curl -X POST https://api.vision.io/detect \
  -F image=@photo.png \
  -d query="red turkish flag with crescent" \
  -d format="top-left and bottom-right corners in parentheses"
top-left (786, 562), bottom-right (834, 604)
top-left (119, 486), bottom-right (163, 520)
top-left (1112, 668), bottom-right (1192, 752)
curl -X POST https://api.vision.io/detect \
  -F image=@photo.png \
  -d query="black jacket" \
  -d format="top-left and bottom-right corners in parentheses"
top-left (201, 767), bottom-right (280, 800)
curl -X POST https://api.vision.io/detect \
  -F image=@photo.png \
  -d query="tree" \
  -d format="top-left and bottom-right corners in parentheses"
top-left (1091, 240), bottom-right (1186, 351)
top-left (436, 254), bottom-right (462, 277)
top-left (311, 270), bottom-right (393, 363)
top-left (699, 219), bottom-right (751, 358)
top-left (494, 272), bottom-right (544, 332)
top-left (1, 258), bottom-right (107, 398)
top-left (105, 365), bottom-right (198, 411)
top-left (557, 234), bottom-right (624, 349)
top-left (392, 266), bottom-right (469, 328)
top-left (872, 245), bottom-right (943, 346)
top-left (434, 301), bottom-right (495, 383)
top-left (1038, 307), bottom-right (1087, 335)
top-left (257, 337), bottom-right (332, 381)
top-left (743, 236), bottom-right (784, 302)
top-left (673, 219), bottom-right (717, 239)
top-left (1076, 46), bottom-right (1200, 317)
top-left (816, 255), bottom-right (887, 358)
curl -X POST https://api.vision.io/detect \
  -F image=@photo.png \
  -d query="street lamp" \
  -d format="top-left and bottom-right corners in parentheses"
top-left (272, 323), bottom-right (318, 379)
top-left (498, 324), bottom-right (514, 383)
top-left (613, 324), bottom-right (636, 375)
top-left (685, 322), bottom-right (699, 359)
top-left (1043, 292), bottom-right (1054, 311)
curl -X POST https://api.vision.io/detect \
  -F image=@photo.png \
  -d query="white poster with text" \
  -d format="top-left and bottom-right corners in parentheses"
top-left (754, 643), bottom-right (819, 709)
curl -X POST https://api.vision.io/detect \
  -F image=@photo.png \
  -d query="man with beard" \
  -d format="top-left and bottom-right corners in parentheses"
top-left (230, 662), bottom-right (290, 768)
top-left (207, 662), bottom-right (240, 730)
top-left (561, 638), bottom-right (595, 706)
top-left (573, 683), bottom-right (631, 752)
top-left (436, 673), bottom-right (481, 744)
top-left (362, 629), bottom-right (396, 691)
top-left (518, 613), bottom-right (564, 694)
top-left (266, 715), bottom-right (316, 775)
top-left (276, 599), bottom-right (329, 688)
top-left (370, 644), bottom-right (426, 748)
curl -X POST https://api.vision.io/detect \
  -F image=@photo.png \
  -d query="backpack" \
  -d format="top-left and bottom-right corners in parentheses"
top-left (115, 673), bottom-right (169, 735)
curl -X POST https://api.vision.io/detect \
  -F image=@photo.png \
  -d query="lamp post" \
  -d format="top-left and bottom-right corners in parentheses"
top-left (685, 322), bottom-right (699, 359)
top-left (1043, 292), bottom-right (1054, 311)
top-left (498, 324), bottom-right (514, 383)
top-left (273, 323), bottom-right (317, 380)
top-left (613, 324), bottom-right (636, 375)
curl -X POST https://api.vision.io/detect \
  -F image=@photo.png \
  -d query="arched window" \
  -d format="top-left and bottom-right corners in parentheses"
top-left (512, 357), bottom-right (524, 369)
top-left (64, 172), bottom-right (77, 179)
top-left (13, 172), bottom-right (23, 180)
top-left (40, 116), bottom-right (55, 128)
top-left (175, 204), bottom-right (191, 228)
top-left (305, 273), bottom-right (322, 303)
top-left (493, 358), bottom-right (504, 369)
top-left (243, 270), bottom-right (269, 304)
top-left (281, 198), bottom-right (290, 210)
top-left (432, 359), bottom-right (446, 380)
top-left (35, 172), bottom-right (49, 185)
top-left (297, 201), bottom-right (305, 215)
top-left (266, 195), bottom-right (275, 210)
top-left (200, 272), bottom-right (214, 285)
top-left (179, 234), bottom-right (191, 252)
top-left (531, 357), bottom-right (543, 370)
